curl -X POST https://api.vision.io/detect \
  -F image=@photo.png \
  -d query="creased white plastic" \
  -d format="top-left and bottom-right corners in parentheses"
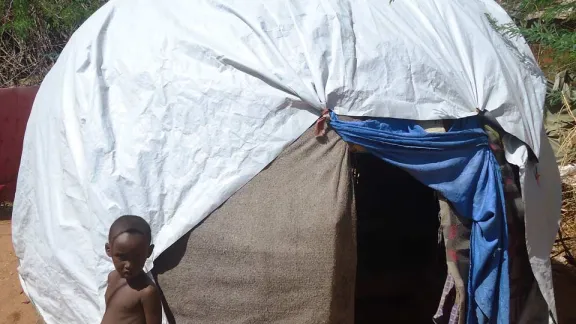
top-left (519, 130), bottom-right (562, 322)
top-left (11, 0), bottom-right (556, 323)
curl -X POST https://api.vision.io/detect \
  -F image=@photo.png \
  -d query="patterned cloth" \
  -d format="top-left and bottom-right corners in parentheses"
top-left (434, 198), bottom-right (471, 324)
top-left (434, 119), bottom-right (534, 324)
top-left (484, 124), bottom-right (534, 323)
top-left (435, 274), bottom-right (460, 324)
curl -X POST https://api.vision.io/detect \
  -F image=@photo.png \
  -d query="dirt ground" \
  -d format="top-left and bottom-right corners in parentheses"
top-left (553, 260), bottom-right (576, 324)
top-left (0, 220), bottom-right (39, 324)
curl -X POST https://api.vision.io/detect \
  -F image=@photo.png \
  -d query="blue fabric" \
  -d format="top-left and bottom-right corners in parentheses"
top-left (329, 112), bottom-right (509, 324)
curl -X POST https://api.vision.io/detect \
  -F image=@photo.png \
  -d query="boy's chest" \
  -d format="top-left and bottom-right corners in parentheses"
top-left (106, 282), bottom-right (142, 311)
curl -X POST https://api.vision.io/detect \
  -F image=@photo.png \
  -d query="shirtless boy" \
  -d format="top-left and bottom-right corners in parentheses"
top-left (102, 215), bottom-right (162, 324)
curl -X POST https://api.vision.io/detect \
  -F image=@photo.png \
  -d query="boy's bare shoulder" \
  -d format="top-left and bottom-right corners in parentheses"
top-left (139, 275), bottom-right (159, 294)
top-left (140, 283), bottom-right (159, 298)
top-left (107, 270), bottom-right (118, 281)
top-left (107, 270), bottom-right (122, 285)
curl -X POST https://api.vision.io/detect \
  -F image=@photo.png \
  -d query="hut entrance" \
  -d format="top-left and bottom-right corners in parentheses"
top-left (353, 152), bottom-right (447, 323)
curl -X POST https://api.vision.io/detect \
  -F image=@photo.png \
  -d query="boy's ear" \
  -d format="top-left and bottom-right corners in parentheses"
top-left (147, 244), bottom-right (154, 258)
top-left (105, 243), bottom-right (112, 257)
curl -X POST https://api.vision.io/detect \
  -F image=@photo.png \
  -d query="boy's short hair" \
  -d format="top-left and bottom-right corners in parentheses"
top-left (108, 215), bottom-right (152, 244)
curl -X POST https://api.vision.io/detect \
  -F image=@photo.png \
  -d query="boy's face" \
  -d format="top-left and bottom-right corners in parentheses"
top-left (105, 232), bottom-right (153, 280)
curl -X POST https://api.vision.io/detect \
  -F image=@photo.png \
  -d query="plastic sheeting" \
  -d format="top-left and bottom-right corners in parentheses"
top-left (11, 0), bottom-right (559, 323)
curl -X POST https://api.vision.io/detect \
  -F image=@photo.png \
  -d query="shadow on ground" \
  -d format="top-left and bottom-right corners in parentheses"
top-left (553, 260), bottom-right (576, 324)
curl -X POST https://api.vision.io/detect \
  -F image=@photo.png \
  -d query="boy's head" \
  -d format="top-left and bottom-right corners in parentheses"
top-left (105, 215), bottom-right (154, 280)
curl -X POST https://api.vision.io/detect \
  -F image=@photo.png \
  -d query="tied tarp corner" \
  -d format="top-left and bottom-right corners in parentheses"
top-left (329, 112), bottom-right (509, 324)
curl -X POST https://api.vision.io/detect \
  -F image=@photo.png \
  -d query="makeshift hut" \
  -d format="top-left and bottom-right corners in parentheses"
top-left (12, 0), bottom-right (561, 323)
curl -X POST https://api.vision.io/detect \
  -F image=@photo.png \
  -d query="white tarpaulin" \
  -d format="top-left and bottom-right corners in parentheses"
top-left (12, 0), bottom-right (560, 323)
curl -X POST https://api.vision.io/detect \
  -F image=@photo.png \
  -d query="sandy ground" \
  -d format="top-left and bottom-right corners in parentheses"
top-left (0, 220), bottom-right (39, 324)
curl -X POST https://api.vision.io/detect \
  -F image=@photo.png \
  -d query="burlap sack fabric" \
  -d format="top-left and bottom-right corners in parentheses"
top-left (154, 127), bottom-right (356, 324)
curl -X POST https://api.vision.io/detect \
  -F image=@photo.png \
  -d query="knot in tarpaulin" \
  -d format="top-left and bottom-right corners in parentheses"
top-left (314, 108), bottom-right (331, 137)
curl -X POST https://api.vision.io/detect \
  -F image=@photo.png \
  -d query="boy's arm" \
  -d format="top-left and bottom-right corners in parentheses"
top-left (141, 286), bottom-right (162, 324)
top-left (104, 271), bottom-right (115, 307)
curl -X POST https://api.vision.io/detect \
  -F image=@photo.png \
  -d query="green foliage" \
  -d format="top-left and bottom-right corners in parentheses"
top-left (493, 0), bottom-right (576, 111)
top-left (513, 0), bottom-right (574, 20)
top-left (500, 0), bottom-right (576, 73)
top-left (0, 0), bottom-right (101, 86)
top-left (0, 0), bottom-right (32, 39)
top-left (1, 0), bottom-right (100, 40)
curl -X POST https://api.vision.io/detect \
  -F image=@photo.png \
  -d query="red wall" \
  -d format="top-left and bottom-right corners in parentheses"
top-left (0, 86), bottom-right (39, 202)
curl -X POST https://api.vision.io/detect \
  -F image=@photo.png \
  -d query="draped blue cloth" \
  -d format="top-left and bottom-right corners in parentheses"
top-left (329, 112), bottom-right (509, 324)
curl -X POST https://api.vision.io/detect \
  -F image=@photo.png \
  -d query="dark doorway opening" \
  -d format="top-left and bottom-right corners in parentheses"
top-left (352, 152), bottom-right (447, 323)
